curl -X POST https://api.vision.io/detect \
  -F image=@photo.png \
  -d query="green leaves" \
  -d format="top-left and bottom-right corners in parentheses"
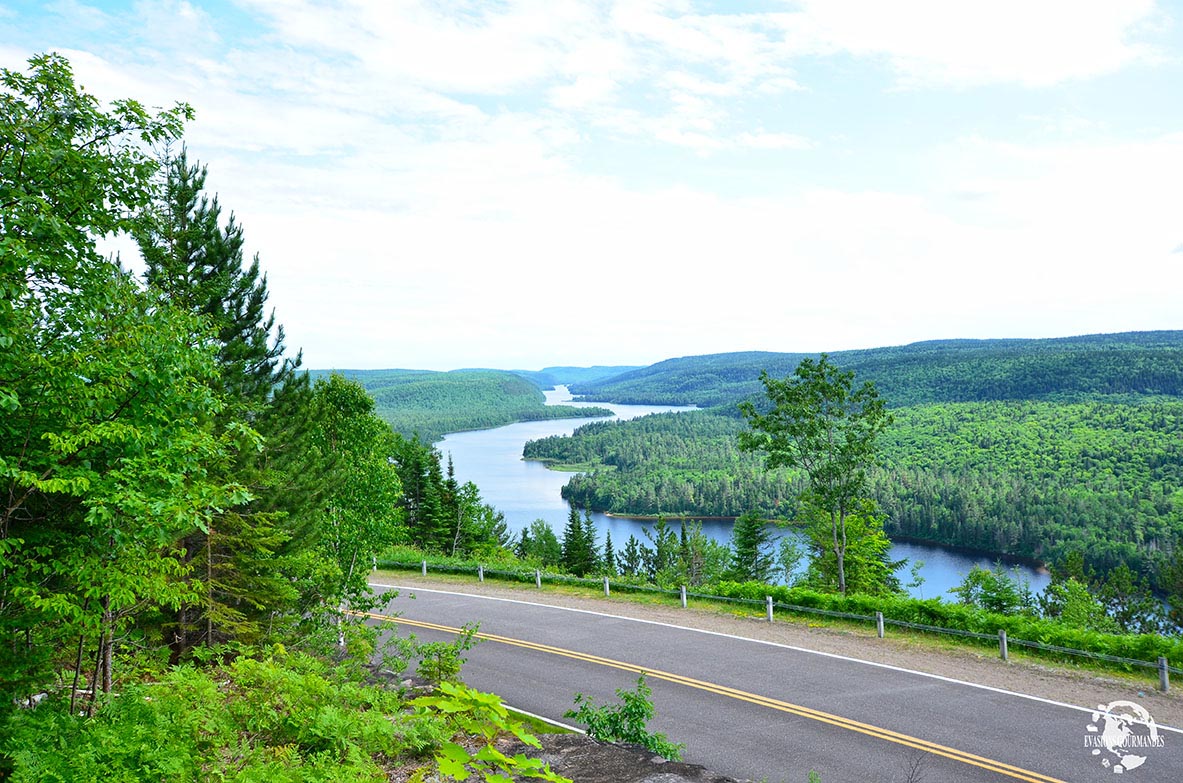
top-left (564, 675), bottom-right (683, 761)
top-left (740, 355), bottom-right (892, 594)
top-left (411, 682), bottom-right (569, 782)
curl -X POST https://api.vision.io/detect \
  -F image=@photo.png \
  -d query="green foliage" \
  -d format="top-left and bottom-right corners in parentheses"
top-left (561, 506), bottom-right (600, 577)
top-left (516, 519), bottom-right (563, 567)
top-left (0, 52), bottom-right (248, 703)
top-left (411, 682), bottom-right (570, 783)
top-left (571, 333), bottom-right (1183, 408)
top-left (729, 511), bottom-right (776, 583)
top-left (310, 374), bottom-right (405, 620)
top-left (739, 355), bottom-right (892, 594)
top-left (3, 651), bottom-right (448, 782)
top-left (710, 581), bottom-right (1183, 666)
top-left (1041, 578), bottom-right (1118, 633)
top-left (390, 436), bottom-right (510, 558)
top-left (565, 675), bottom-right (684, 761)
top-left (949, 564), bottom-right (1036, 615)
top-left (800, 499), bottom-right (901, 596)
top-left (415, 623), bottom-right (480, 685)
top-left (529, 400), bottom-right (1183, 593)
top-left (312, 369), bottom-right (611, 442)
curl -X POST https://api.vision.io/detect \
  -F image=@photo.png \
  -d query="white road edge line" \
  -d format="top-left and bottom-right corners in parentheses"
top-left (371, 582), bottom-right (1183, 735)
top-left (505, 704), bottom-right (585, 734)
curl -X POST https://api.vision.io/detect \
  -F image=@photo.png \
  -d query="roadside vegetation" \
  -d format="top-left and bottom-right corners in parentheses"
top-left (4, 48), bottom-right (1177, 782)
top-left (0, 54), bottom-right (563, 782)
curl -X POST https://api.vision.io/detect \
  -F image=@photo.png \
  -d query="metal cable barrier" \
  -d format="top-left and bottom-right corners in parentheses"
top-left (377, 560), bottom-right (1179, 689)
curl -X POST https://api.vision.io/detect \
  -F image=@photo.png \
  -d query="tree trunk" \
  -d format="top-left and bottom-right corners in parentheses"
top-left (833, 509), bottom-right (847, 595)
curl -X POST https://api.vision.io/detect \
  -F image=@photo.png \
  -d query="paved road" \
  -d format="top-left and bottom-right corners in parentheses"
top-left (370, 583), bottom-right (1181, 783)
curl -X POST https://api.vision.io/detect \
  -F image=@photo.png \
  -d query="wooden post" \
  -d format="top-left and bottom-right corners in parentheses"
top-left (999, 629), bottom-right (1009, 661)
top-left (876, 611), bottom-right (884, 638)
top-left (1160, 657), bottom-right (1170, 692)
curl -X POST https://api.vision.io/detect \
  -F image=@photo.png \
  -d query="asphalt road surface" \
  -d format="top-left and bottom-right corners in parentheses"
top-left (368, 583), bottom-right (1182, 783)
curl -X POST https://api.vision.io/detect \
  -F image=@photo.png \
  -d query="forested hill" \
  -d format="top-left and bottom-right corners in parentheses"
top-left (309, 368), bottom-right (611, 441)
top-left (512, 365), bottom-right (642, 389)
top-left (570, 331), bottom-right (1183, 408)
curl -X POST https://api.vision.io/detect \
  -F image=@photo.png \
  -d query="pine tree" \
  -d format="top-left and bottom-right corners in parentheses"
top-left (729, 511), bottom-right (775, 583)
top-left (603, 530), bottom-right (617, 576)
top-left (137, 148), bottom-right (299, 408)
top-left (561, 506), bottom-right (588, 576)
top-left (135, 149), bottom-right (312, 656)
top-left (621, 535), bottom-right (642, 577)
top-left (581, 510), bottom-right (601, 575)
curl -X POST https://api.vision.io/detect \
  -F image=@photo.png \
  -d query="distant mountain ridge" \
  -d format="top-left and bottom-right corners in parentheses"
top-left (570, 331), bottom-right (1183, 408)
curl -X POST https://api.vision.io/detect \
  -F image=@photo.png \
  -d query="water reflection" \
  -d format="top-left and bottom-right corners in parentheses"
top-left (437, 387), bottom-right (1050, 599)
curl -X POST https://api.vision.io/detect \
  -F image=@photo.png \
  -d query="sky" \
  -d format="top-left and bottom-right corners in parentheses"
top-left (3, 1), bottom-right (1183, 371)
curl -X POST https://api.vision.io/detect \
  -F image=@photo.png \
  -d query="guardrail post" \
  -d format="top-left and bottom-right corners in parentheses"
top-left (876, 612), bottom-right (884, 638)
top-left (421, 560), bottom-right (427, 576)
top-left (999, 629), bottom-right (1008, 661)
top-left (535, 569), bottom-right (541, 589)
top-left (604, 576), bottom-right (610, 597)
top-left (680, 585), bottom-right (687, 608)
top-left (766, 595), bottom-right (773, 622)
top-left (478, 564), bottom-right (484, 583)
top-left (1159, 657), bottom-right (1170, 692)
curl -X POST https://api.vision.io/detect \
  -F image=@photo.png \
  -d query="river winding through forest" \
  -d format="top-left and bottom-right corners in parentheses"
top-left (438, 387), bottom-right (1050, 599)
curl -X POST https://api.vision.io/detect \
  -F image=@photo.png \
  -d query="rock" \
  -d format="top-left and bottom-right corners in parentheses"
top-left (501, 733), bottom-right (749, 783)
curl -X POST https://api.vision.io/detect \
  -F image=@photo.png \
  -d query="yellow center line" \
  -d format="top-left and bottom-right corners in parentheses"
top-left (360, 611), bottom-right (1067, 783)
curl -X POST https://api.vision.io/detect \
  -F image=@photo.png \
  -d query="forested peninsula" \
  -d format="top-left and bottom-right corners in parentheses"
top-left (309, 368), bottom-right (613, 442)
top-left (524, 334), bottom-right (1183, 592)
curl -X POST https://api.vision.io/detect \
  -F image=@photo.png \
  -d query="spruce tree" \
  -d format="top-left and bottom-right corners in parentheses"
top-left (137, 148), bottom-right (299, 407)
top-left (135, 149), bottom-right (313, 656)
top-left (581, 510), bottom-right (601, 575)
top-left (603, 530), bottom-right (617, 576)
top-left (729, 510), bottom-right (775, 583)
top-left (561, 506), bottom-right (588, 576)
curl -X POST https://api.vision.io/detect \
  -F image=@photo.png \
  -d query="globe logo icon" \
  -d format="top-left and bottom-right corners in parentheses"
top-left (1085, 700), bottom-right (1165, 774)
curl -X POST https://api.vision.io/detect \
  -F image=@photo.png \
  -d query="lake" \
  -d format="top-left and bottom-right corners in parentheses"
top-left (437, 387), bottom-right (1050, 599)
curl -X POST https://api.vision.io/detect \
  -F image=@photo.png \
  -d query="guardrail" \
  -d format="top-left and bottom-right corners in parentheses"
top-left (380, 559), bottom-right (1179, 692)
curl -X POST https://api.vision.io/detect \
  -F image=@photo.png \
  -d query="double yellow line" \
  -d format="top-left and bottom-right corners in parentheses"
top-left (360, 611), bottom-right (1066, 783)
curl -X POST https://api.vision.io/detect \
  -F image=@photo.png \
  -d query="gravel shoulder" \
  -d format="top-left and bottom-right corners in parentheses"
top-left (375, 572), bottom-right (1183, 730)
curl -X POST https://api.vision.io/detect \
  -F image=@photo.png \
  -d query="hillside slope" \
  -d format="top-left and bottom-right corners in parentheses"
top-left (571, 332), bottom-right (1183, 407)
top-left (309, 368), bottom-right (610, 441)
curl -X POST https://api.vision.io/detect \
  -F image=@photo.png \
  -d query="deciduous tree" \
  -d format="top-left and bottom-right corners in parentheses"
top-left (739, 355), bottom-right (892, 594)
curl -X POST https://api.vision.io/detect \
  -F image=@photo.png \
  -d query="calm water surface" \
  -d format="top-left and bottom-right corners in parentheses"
top-left (437, 387), bottom-right (1050, 599)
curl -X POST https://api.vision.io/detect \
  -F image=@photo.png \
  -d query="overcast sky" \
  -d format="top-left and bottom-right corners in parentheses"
top-left (4, 1), bottom-right (1183, 371)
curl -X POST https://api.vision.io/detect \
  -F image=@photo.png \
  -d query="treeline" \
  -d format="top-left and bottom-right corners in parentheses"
top-left (525, 403), bottom-right (1183, 591)
top-left (315, 368), bottom-right (612, 442)
top-left (571, 334), bottom-right (1183, 408)
top-left (0, 53), bottom-right (511, 765)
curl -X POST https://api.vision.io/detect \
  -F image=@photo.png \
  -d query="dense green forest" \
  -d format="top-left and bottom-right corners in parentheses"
top-left (0, 55), bottom-right (551, 781)
top-left (311, 368), bottom-right (612, 442)
top-left (512, 364), bottom-right (642, 389)
top-left (532, 344), bottom-right (1183, 591)
top-left (571, 333), bottom-right (1183, 408)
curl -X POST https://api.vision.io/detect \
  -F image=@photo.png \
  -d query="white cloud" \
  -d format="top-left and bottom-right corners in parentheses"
top-left (5, 1), bottom-right (1180, 369)
top-left (788, 0), bottom-right (1164, 88)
